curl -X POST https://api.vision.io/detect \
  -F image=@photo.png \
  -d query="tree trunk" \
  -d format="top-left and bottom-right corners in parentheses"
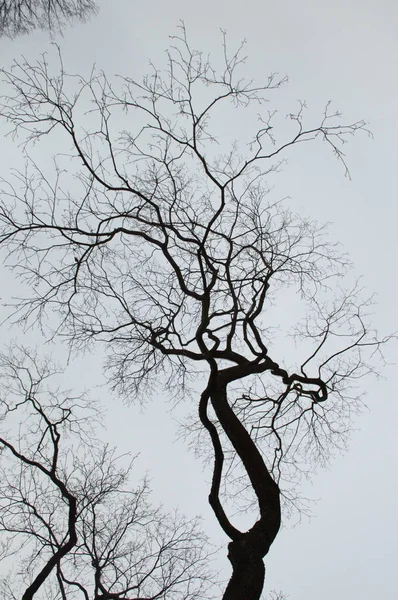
top-left (209, 381), bottom-right (281, 600)
top-left (223, 536), bottom-right (266, 600)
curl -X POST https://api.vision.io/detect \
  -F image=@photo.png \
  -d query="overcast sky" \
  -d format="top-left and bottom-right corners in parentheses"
top-left (0, 1), bottom-right (397, 599)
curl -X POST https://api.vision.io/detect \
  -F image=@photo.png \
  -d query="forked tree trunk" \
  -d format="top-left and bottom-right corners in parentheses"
top-left (209, 380), bottom-right (281, 600)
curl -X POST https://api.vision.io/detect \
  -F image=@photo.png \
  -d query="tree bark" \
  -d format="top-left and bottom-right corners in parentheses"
top-left (223, 536), bottom-right (266, 600)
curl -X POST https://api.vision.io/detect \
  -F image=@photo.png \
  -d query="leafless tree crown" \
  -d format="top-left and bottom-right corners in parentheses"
top-left (0, 0), bottom-right (98, 37)
top-left (0, 25), bottom-right (391, 600)
top-left (0, 346), bottom-right (216, 600)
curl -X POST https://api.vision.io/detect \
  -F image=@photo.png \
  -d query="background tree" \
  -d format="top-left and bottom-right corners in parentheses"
top-left (0, 0), bottom-right (98, 38)
top-left (0, 26), bottom-right (390, 600)
top-left (0, 346), bottom-right (216, 599)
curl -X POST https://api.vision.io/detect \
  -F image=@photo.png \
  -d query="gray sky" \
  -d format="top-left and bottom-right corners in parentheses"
top-left (0, 1), bottom-right (397, 598)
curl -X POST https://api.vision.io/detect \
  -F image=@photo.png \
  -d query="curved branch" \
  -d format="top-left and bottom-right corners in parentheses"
top-left (198, 379), bottom-right (241, 541)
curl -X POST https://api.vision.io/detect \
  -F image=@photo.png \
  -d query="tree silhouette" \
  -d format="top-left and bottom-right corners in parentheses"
top-left (0, 0), bottom-right (98, 37)
top-left (0, 346), bottom-right (216, 599)
top-left (0, 26), bottom-right (390, 599)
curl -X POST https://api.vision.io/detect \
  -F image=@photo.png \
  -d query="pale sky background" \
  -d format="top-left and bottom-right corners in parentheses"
top-left (0, 1), bottom-right (397, 599)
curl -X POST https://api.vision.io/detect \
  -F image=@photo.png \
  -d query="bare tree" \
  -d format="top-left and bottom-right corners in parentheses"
top-left (0, 346), bottom-right (216, 600)
top-left (0, 26), bottom-right (390, 600)
top-left (0, 0), bottom-right (98, 38)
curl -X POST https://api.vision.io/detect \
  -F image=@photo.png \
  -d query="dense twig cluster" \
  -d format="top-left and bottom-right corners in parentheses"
top-left (0, 0), bottom-right (97, 37)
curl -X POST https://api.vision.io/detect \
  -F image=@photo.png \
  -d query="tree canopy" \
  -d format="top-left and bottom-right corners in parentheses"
top-left (0, 346), bottom-right (215, 599)
top-left (0, 0), bottom-right (98, 37)
top-left (0, 25), bottom-right (390, 600)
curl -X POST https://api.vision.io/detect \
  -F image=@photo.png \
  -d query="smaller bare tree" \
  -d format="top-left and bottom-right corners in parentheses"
top-left (0, 0), bottom-right (98, 38)
top-left (0, 346), bottom-right (217, 600)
